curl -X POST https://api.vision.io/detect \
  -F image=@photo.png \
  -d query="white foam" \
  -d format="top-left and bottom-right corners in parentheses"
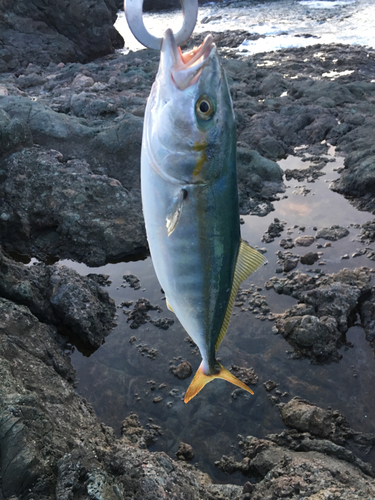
top-left (299, 0), bottom-right (357, 8)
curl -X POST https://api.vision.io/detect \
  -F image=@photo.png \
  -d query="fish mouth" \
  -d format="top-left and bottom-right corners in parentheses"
top-left (162, 29), bottom-right (215, 90)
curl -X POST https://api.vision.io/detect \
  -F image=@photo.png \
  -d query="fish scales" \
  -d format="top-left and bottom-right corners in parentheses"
top-left (141, 29), bottom-right (266, 402)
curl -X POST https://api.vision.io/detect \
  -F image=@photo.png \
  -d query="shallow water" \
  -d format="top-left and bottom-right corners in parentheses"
top-left (115, 0), bottom-right (375, 54)
top-left (70, 150), bottom-right (375, 482)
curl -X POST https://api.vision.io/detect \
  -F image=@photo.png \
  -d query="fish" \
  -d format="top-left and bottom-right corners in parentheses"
top-left (141, 28), bottom-right (266, 403)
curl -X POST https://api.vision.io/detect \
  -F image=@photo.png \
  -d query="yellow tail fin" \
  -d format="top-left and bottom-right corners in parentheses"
top-left (184, 362), bottom-right (254, 403)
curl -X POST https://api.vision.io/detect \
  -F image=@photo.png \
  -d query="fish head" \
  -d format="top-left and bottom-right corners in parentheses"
top-left (143, 29), bottom-right (236, 184)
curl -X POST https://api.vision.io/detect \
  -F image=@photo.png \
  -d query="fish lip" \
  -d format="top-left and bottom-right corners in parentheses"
top-left (162, 28), bottom-right (215, 90)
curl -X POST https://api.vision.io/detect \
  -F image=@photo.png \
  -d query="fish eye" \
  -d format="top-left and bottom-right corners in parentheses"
top-left (195, 95), bottom-right (215, 121)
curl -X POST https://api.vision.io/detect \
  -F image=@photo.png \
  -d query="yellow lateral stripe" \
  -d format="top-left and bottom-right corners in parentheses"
top-left (215, 239), bottom-right (267, 351)
top-left (192, 141), bottom-right (207, 177)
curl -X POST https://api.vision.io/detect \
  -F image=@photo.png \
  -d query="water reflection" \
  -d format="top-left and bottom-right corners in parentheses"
top-left (71, 153), bottom-right (375, 482)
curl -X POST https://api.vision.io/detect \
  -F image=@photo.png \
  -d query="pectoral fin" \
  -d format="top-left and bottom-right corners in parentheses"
top-left (184, 362), bottom-right (254, 403)
top-left (166, 188), bottom-right (188, 236)
top-left (215, 240), bottom-right (267, 351)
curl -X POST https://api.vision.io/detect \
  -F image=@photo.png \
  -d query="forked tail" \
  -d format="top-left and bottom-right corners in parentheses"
top-left (184, 361), bottom-right (254, 403)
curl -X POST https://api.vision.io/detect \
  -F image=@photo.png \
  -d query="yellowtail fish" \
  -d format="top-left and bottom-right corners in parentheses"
top-left (141, 29), bottom-right (266, 403)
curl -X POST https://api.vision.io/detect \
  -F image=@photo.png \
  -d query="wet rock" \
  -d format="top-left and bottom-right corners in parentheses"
top-left (49, 265), bottom-right (116, 349)
top-left (359, 288), bottom-right (375, 347)
top-left (236, 147), bottom-right (285, 216)
top-left (360, 220), bottom-right (375, 242)
top-left (150, 317), bottom-right (174, 330)
top-left (280, 237), bottom-right (294, 249)
top-left (267, 267), bottom-right (373, 362)
top-left (187, 29), bottom-right (253, 51)
top-left (0, 246), bottom-right (116, 350)
top-left (176, 442), bottom-right (195, 461)
top-left (0, 147), bottom-right (146, 266)
top-left (0, 0), bottom-right (123, 72)
top-left (331, 152), bottom-right (375, 214)
top-left (284, 162), bottom-right (326, 182)
top-left (216, 398), bottom-right (375, 497)
top-left (258, 134), bottom-right (286, 159)
top-left (0, 108), bottom-right (33, 157)
top-left (295, 235), bottom-right (315, 247)
top-left (123, 273), bottom-right (141, 290)
top-left (136, 344), bottom-right (158, 359)
top-left (277, 397), bottom-right (375, 465)
top-left (0, 95), bottom-right (145, 193)
top-left (230, 365), bottom-right (259, 386)
top-left (316, 225), bottom-right (350, 241)
top-left (126, 298), bottom-right (162, 329)
top-left (262, 218), bottom-right (287, 243)
top-left (171, 360), bottom-right (193, 380)
top-left (263, 380), bottom-right (277, 391)
top-left (283, 258), bottom-right (299, 273)
top-left (120, 413), bottom-right (161, 448)
top-left (300, 251), bottom-right (319, 265)
top-left (280, 397), bottom-right (335, 438)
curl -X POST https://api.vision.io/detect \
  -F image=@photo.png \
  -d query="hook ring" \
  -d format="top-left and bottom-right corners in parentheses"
top-left (124, 0), bottom-right (198, 50)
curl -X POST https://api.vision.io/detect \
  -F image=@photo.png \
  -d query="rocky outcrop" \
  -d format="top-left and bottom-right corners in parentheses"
top-left (0, 147), bottom-right (146, 266)
top-left (0, 246), bottom-right (116, 350)
top-left (0, 0), bottom-right (123, 72)
top-left (216, 398), bottom-right (375, 499)
top-left (266, 267), bottom-right (375, 362)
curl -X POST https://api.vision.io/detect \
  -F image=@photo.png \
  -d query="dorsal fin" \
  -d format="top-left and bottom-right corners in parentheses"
top-left (215, 239), bottom-right (267, 351)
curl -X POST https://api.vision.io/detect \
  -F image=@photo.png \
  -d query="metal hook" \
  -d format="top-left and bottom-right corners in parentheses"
top-left (124, 0), bottom-right (198, 50)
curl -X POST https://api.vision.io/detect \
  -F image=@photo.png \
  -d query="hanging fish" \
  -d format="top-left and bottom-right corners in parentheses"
top-left (140, 29), bottom-right (266, 403)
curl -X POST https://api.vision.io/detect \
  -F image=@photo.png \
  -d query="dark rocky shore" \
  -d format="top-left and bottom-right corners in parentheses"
top-left (1, 0), bottom-right (375, 498)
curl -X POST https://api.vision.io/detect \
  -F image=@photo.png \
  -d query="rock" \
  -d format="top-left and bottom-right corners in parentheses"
top-left (0, 108), bottom-right (33, 156)
top-left (0, 246), bottom-right (116, 351)
top-left (258, 135), bottom-right (286, 159)
top-left (280, 397), bottom-right (334, 438)
top-left (268, 267), bottom-right (373, 362)
top-left (283, 258), bottom-right (299, 273)
top-left (0, 95), bottom-right (145, 190)
top-left (49, 265), bottom-right (116, 349)
top-left (126, 298), bottom-right (162, 329)
top-left (216, 432), bottom-right (375, 498)
top-left (262, 218), bottom-right (287, 243)
top-left (300, 251), bottom-right (319, 265)
top-left (295, 235), bottom-right (315, 247)
top-left (176, 442), bottom-right (195, 461)
top-left (236, 148), bottom-right (285, 216)
top-left (263, 380), bottom-right (277, 391)
top-left (216, 398), bottom-right (375, 497)
top-left (331, 153), bottom-right (375, 213)
top-left (123, 274), bottom-right (141, 290)
top-left (359, 220), bottom-right (375, 242)
top-left (171, 360), bottom-right (193, 380)
top-left (0, 0), bottom-right (123, 72)
top-left (316, 225), bottom-right (350, 241)
top-left (230, 365), bottom-right (259, 386)
top-left (0, 147), bottom-right (146, 266)
top-left (359, 288), bottom-right (375, 347)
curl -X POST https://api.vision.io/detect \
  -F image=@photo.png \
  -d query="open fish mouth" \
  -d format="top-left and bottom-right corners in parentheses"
top-left (162, 28), bottom-right (215, 90)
